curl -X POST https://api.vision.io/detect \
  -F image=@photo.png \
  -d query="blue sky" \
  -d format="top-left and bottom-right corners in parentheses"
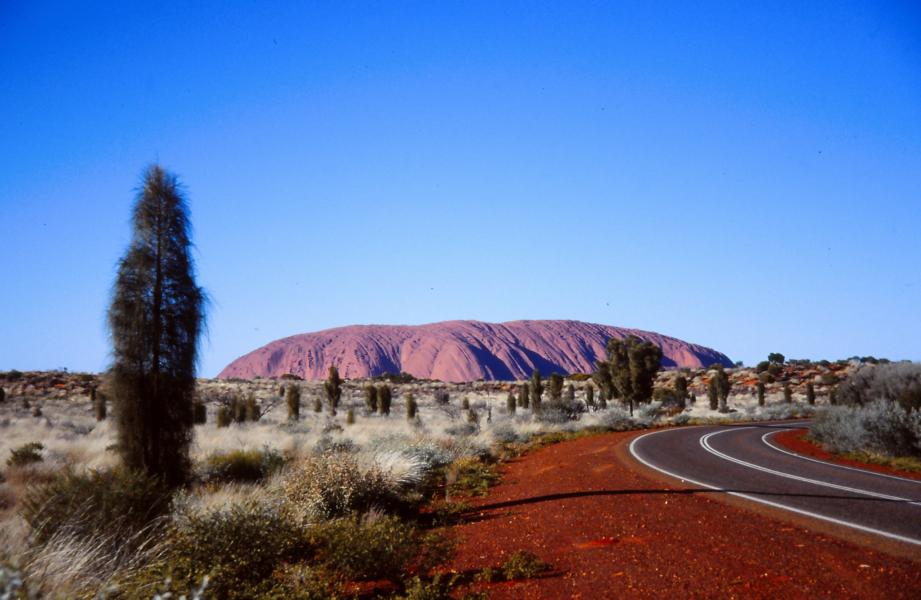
top-left (1, 1), bottom-right (919, 377)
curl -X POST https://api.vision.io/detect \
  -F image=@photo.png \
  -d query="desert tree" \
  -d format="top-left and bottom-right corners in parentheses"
top-left (405, 392), bottom-right (417, 420)
top-left (592, 361), bottom-right (613, 402)
top-left (604, 336), bottom-right (662, 416)
top-left (548, 373), bottom-right (564, 406)
top-left (108, 165), bottom-right (205, 487)
top-left (244, 393), bottom-right (260, 422)
top-left (712, 365), bottom-right (731, 412)
top-left (364, 384), bottom-right (378, 413)
top-left (325, 365), bottom-right (342, 415)
top-left (783, 383), bottom-right (793, 404)
top-left (757, 382), bottom-right (766, 407)
top-left (506, 390), bottom-right (516, 414)
top-left (674, 375), bottom-right (689, 403)
top-left (584, 383), bottom-right (595, 410)
top-left (378, 384), bottom-right (392, 415)
top-left (707, 377), bottom-right (719, 410)
top-left (530, 369), bottom-right (543, 414)
top-left (286, 384), bottom-right (301, 420)
top-left (768, 353), bottom-right (785, 366)
top-left (806, 382), bottom-right (816, 405)
top-left (564, 383), bottom-right (575, 406)
top-left (518, 383), bottom-right (529, 409)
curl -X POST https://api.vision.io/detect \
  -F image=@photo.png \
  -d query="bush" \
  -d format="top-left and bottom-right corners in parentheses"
top-left (193, 400), bottom-right (207, 424)
top-left (811, 401), bottom-right (921, 458)
top-left (757, 382), bottom-right (765, 406)
top-left (783, 384), bottom-right (792, 404)
top-left (406, 392), bottom-right (417, 420)
top-left (447, 457), bottom-right (500, 497)
top-left (281, 452), bottom-right (395, 523)
top-left (501, 550), bottom-right (549, 580)
top-left (833, 363), bottom-right (921, 409)
top-left (307, 514), bottom-right (453, 583)
top-left (244, 394), bottom-right (260, 422)
top-left (506, 391), bottom-right (516, 414)
top-left (378, 385), bottom-right (392, 415)
top-left (0, 387), bottom-right (5, 403)
top-left (94, 392), bottom-right (106, 421)
top-left (198, 448), bottom-right (286, 484)
top-left (21, 468), bottom-right (171, 548)
top-left (434, 390), bottom-right (449, 405)
top-left (806, 382), bottom-right (816, 405)
top-left (346, 408), bottom-right (356, 425)
top-left (364, 384), bottom-right (378, 412)
top-left (216, 406), bottom-right (232, 428)
top-left (286, 385), bottom-right (301, 421)
top-left (7, 442), bottom-right (44, 467)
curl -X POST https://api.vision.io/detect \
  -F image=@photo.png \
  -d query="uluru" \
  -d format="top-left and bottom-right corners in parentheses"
top-left (218, 320), bottom-right (732, 382)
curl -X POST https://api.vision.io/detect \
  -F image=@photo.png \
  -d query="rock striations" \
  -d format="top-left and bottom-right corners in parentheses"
top-left (218, 320), bottom-right (732, 382)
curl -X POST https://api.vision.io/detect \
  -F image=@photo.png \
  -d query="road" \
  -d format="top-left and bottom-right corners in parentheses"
top-left (629, 422), bottom-right (921, 548)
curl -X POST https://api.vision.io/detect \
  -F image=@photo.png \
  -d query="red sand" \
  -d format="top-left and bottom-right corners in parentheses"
top-left (445, 430), bottom-right (921, 599)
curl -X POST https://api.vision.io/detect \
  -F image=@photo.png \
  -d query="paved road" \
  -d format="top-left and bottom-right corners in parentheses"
top-left (629, 422), bottom-right (921, 547)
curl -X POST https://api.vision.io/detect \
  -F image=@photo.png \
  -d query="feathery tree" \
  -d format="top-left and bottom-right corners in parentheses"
top-left (768, 353), bottom-right (785, 366)
top-left (603, 336), bottom-right (662, 416)
top-left (783, 384), bottom-right (793, 404)
top-left (530, 369), bottom-right (543, 414)
top-left (584, 384), bottom-right (595, 410)
top-left (405, 392), bottom-right (417, 420)
top-left (506, 391), bottom-right (517, 414)
top-left (712, 365), bottom-right (731, 412)
top-left (324, 365), bottom-right (342, 415)
top-left (378, 384), bottom-right (392, 415)
top-left (806, 382), bottom-right (815, 405)
top-left (286, 384), bottom-right (301, 420)
top-left (548, 373), bottom-right (564, 406)
top-left (592, 361), bottom-right (613, 401)
top-left (108, 165), bottom-right (205, 487)
top-left (564, 383), bottom-right (575, 407)
top-left (674, 376), bottom-right (689, 404)
top-left (757, 382), bottom-right (766, 407)
top-left (707, 377), bottom-right (719, 410)
top-left (364, 384), bottom-right (378, 413)
top-left (518, 383), bottom-right (529, 409)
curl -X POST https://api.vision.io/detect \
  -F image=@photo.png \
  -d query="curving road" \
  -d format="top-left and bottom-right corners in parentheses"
top-left (629, 422), bottom-right (921, 548)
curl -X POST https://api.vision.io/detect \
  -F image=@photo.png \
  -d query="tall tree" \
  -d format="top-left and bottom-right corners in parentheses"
top-left (108, 165), bottom-right (205, 487)
top-left (604, 336), bottom-right (662, 416)
top-left (325, 365), bottom-right (342, 415)
top-left (548, 373), bottom-right (564, 406)
top-left (530, 369), bottom-right (543, 414)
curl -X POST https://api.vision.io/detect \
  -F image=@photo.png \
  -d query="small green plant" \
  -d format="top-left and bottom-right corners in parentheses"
top-left (501, 550), bottom-right (549, 580)
top-left (216, 406), bottom-right (232, 428)
top-left (406, 392), bottom-right (417, 420)
top-left (7, 442), bottom-right (44, 467)
top-left (193, 400), bottom-right (207, 424)
top-left (286, 385), bottom-right (301, 421)
top-left (378, 385), bottom-right (392, 415)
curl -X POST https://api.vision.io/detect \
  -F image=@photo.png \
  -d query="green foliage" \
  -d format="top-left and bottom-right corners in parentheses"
top-left (406, 392), bottom-right (417, 420)
top-left (199, 448), bottom-right (286, 484)
top-left (757, 382), bottom-right (766, 407)
top-left (601, 336), bottom-right (663, 414)
top-left (396, 573), bottom-right (463, 600)
top-left (22, 467), bottom-right (170, 548)
top-left (501, 550), bottom-right (549, 580)
top-left (756, 361), bottom-right (770, 373)
top-left (767, 363), bottom-right (783, 378)
top-left (307, 515), bottom-right (454, 583)
top-left (364, 384), bottom-right (378, 412)
top-left (506, 391), bottom-right (516, 414)
top-left (108, 165), bottom-right (204, 487)
top-left (707, 377), bottom-right (718, 411)
top-left (6, 442), bottom-right (43, 468)
top-left (806, 382), bottom-right (816, 405)
top-left (592, 361), bottom-right (613, 401)
top-left (324, 365), bottom-right (342, 415)
top-left (675, 376), bottom-right (689, 402)
top-left (378, 384), bottom-right (392, 415)
top-left (216, 406), bottom-right (232, 428)
top-left (193, 400), bottom-right (207, 424)
top-left (448, 456), bottom-right (500, 497)
top-left (244, 393), bottom-right (260, 422)
top-left (547, 373), bottom-right (563, 405)
top-left (530, 369), bottom-right (543, 414)
top-left (231, 394), bottom-right (246, 423)
top-left (768, 353), bottom-right (785, 365)
top-left (286, 385), bottom-right (301, 421)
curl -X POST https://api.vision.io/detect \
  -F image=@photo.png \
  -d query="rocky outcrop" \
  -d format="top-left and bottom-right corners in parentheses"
top-left (218, 320), bottom-right (732, 382)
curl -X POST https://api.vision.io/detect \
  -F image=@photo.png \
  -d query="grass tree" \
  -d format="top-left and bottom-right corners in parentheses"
top-left (603, 336), bottom-right (662, 416)
top-left (548, 373), bottom-right (563, 406)
top-left (784, 383), bottom-right (793, 404)
top-left (107, 165), bottom-right (205, 487)
top-left (405, 392), bottom-right (417, 420)
top-left (378, 384), bottom-right (392, 415)
top-left (364, 384), bottom-right (378, 413)
top-left (325, 365), bottom-right (342, 416)
top-left (585, 384), bottom-right (595, 410)
top-left (757, 382), bottom-right (766, 407)
top-left (806, 382), bottom-right (815, 405)
top-left (506, 391), bottom-right (516, 414)
top-left (518, 383), bottom-right (529, 409)
top-left (286, 384), bottom-right (301, 421)
top-left (530, 369), bottom-right (543, 414)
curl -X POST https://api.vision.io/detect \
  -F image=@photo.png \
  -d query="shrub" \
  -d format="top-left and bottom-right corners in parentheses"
top-left (768, 353), bottom-right (785, 365)
top-left (325, 366), bottom-right (342, 415)
top-left (244, 394), bottom-right (260, 422)
top-left (281, 452), bottom-right (395, 523)
top-left (506, 391), bottom-right (516, 414)
top-left (199, 448), bottom-right (285, 484)
top-left (806, 382), bottom-right (816, 405)
top-left (434, 390), bottom-right (449, 405)
top-left (757, 382), bottom-right (765, 407)
top-left (547, 374), bottom-right (564, 405)
top-left (811, 401), bottom-right (921, 458)
top-left (584, 384), bottom-right (595, 409)
top-left (193, 400), bottom-right (207, 424)
top-left (518, 383), bottom-right (529, 409)
top-left (756, 361), bottom-right (770, 373)
top-left (501, 550), bottom-right (548, 580)
top-left (0, 387), bottom-right (5, 403)
top-left (783, 384), bottom-right (792, 404)
top-left (307, 514), bottom-right (453, 583)
top-left (286, 385), bottom-right (301, 421)
top-left (461, 397), bottom-right (470, 410)
top-left (21, 468), bottom-right (171, 549)
top-left (7, 442), bottom-right (44, 467)
top-left (834, 363), bottom-right (921, 409)
top-left (94, 391), bottom-right (107, 421)
top-left (216, 406), bottom-right (231, 428)
top-left (346, 408), bottom-right (356, 425)
top-left (149, 499), bottom-right (304, 599)
top-left (378, 385), bottom-right (392, 415)
top-left (364, 384), bottom-right (379, 412)
top-left (767, 363), bottom-right (783, 378)
top-left (406, 393), bottom-right (417, 420)
top-left (447, 457), bottom-right (500, 497)
top-left (313, 395), bottom-right (323, 413)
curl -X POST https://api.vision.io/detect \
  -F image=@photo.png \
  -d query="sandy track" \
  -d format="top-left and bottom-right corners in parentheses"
top-left (447, 429), bottom-right (921, 599)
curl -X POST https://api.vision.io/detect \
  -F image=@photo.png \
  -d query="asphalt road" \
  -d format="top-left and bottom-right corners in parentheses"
top-left (629, 422), bottom-right (921, 548)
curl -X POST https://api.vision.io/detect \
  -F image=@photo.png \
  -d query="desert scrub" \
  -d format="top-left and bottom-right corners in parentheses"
top-left (501, 550), bottom-right (549, 580)
top-left (134, 499), bottom-right (304, 600)
top-left (6, 442), bottom-right (44, 468)
top-left (811, 401), bottom-right (921, 458)
top-left (447, 456), bottom-right (500, 497)
top-left (198, 447), bottom-right (286, 484)
top-left (305, 513), bottom-right (454, 583)
top-left (281, 451), bottom-right (395, 523)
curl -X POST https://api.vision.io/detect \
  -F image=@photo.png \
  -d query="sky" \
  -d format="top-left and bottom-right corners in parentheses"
top-left (1, 1), bottom-right (920, 377)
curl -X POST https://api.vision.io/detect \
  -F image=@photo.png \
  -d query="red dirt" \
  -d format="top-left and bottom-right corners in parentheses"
top-left (773, 428), bottom-right (921, 482)
top-left (446, 430), bottom-right (921, 599)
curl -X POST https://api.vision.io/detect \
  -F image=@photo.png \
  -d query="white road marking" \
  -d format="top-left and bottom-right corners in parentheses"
top-left (699, 429), bottom-right (921, 506)
top-left (628, 428), bottom-right (921, 547)
top-left (761, 429), bottom-right (921, 485)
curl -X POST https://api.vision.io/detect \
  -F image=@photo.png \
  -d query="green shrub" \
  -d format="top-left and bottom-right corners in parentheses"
top-left (448, 457), bottom-right (500, 497)
top-left (199, 448), bottom-right (286, 484)
top-left (21, 468), bottom-right (170, 548)
top-left (7, 442), bottom-right (43, 468)
top-left (216, 406), bottom-right (232, 428)
top-left (406, 393), bottom-right (417, 420)
top-left (501, 550), bottom-right (548, 580)
top-left (244, 394), bottom-right (260, 422)
top-left (324, 366), bottom-right (342, 415)
top-left (307, 515), bottom-right (453, 583)
top-left (286, 385), bottom-right (301, 421)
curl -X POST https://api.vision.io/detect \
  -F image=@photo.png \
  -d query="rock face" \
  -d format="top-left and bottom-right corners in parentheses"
top-left (218, 320), bottom-right (732, 382)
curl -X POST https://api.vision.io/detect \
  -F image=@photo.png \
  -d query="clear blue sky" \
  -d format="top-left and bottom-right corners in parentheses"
top-left (2, 1), bottom-right (919, 377)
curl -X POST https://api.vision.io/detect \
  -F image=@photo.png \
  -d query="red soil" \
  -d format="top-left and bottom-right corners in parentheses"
top-left (446, 430), bottom-right (921, 599)
top-left (773, 428), bottom-right (921, 482)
